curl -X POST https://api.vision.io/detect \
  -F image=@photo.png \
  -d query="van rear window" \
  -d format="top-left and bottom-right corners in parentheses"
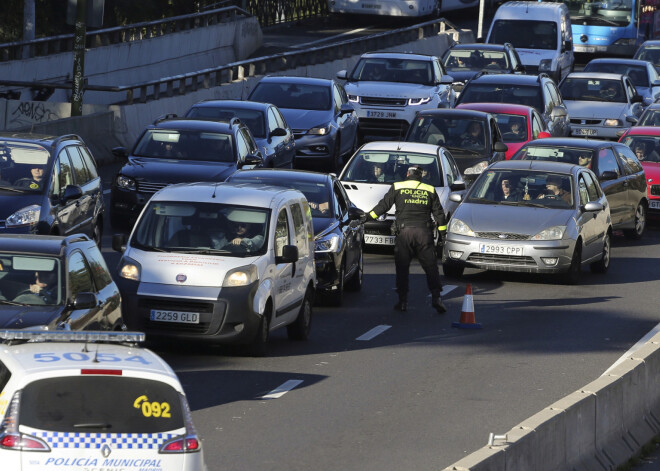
top-left (20, 377), bottom-right (184, 433)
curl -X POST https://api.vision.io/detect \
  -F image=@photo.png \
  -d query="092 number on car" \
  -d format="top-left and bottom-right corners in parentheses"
top-left (133, 395), bottom-right (171, 418)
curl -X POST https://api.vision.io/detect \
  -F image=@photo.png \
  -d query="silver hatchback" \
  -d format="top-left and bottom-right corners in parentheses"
top-left (443, 161), bottom-right (612, 284)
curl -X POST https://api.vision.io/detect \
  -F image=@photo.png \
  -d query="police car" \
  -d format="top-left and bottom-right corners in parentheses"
top-left (0, 330), bottom-right (207, 471)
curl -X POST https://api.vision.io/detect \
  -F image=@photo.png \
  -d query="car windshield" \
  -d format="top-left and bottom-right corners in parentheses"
top-left (635, 45), bottom-right (660, 67)
top-left (0, 141), bottom-right (51, 193)
top-left (565, 0), bottom-right (633, 27)
top-left (443, 49), bottom-right (510, 72)
top-left (620, 136), bottom-right (660, 162)
top-left (132, 201), bottom-right (270, 256)
top-left (343, 150), bottom-right (443, 187)
top-left (186, 107), bottom-right (267, 138)
top-left (459, 83), bottom-right (543, 113)
top-left (489, 20), bottom-right (557, 50)
top-left (133, 130), bottom-right (236, 162)
top-left (350, 58), bottom-right (434, 85)
top-left (468, 169), bottom-right (574, 208)
top-left (512, 145), bottom-right (596, 169)
top-left (492, 113), bottom-right (528, 143)
top-left (637, 109), bottom-right (660, 126)
top-left (249, 82), bottom-right (331, 111)
top-left (407, 116), bottom-right (486, 152)
top-left (583, 63), bottom-right (649, 88)
top-left (559, 78), bottom-right (626, 103)
top-left (0, 255), bottom-right (62, 306)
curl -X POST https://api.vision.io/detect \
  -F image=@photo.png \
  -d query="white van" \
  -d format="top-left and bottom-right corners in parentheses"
top-left (113, 182), bottom-right (316, 356)
top-left (486, 1), bottom-right (574, 84)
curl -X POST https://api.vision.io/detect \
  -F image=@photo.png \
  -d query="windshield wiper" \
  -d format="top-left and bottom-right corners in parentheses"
top-left (0, 186), bottom-right (25, 193)
top-left (468, 197), bottom-right (499, 205)
top-left (444, 146), bottom-right (481, 155)
top-left (173, 249), bottom-right (233, 255)
top-left (0, 300), bottom-right (28, 306)
top-left (74, 423), bottom-right (112, 430)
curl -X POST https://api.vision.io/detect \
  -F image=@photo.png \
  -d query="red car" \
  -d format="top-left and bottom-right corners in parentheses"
top-left (618, 126), bottom-right (660, 215)
top-left (456, 103), bottom-right (550, 159)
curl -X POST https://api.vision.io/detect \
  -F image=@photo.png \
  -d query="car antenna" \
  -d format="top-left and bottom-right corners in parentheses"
top-left (212, 181), bottom-right (220, 198)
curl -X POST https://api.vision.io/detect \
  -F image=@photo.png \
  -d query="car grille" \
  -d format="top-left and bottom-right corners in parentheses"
top-left (467, 253), bottom-right (537, 266)
top-left (139, 298), bottom-right (215, 333)
top-left (475, 232), bottom-right (530, 240)
top-left (136, 179), bottom-right (171, 194)
top-left (650, 185), bottom-right (660, 196)
top-left (360, 96), bottom-right (407, 107)
top-left (570, 119), bottom-right (601, 125)
top-left (358, 118), bottom-right (409, 135)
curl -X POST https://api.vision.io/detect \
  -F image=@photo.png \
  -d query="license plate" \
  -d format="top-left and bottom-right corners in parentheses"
top-left (150, 309), bottom-right (200, 324)
top-left (574, 128), bottom-right (597, 136)
top-left (478, 244), bottom-right (524, 256)
top-left (365, 234), bottom-right (396, 245)
top-left (575, 46), bottom-right (595, 53)
top-left (649, 200), bottom-right (660, 209)
top-left (367, 110), bottom-right (397, 119)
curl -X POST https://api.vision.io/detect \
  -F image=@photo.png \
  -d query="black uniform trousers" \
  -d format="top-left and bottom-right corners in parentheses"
top-left (394, 226), bottom-right (442, 300)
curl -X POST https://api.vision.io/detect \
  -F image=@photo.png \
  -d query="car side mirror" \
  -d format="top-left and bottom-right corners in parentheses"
top-left (336, 70), bottom-right (348, 80)
top-left (450, 181), bottom-right (466, 192)
top-left (72, 292), bottom-right (97, 310)
top-left (348, 206), bottom-right (365, 221)
top-left (241, 153), bottom-right (263, 168)
top-left (494, 142), bottom-right (508, 153)
top-left (583, 201), bottom-right (604, 212)
top-left (599, 170), bottom-right (618, 181)
top-left (270, 127), bottom-right (288, 138)
top-left (340, 103), bottom-right (354, 116)
top-left (112, 233), bottom-right (127, 252)
top-left (112, 147), bottom-right (129, 161)
top-left (449, 192), bottom-right (463, 203)
top-left (564, 40), bottom-right (572, 51)
top-left (631, 94), bottom-right (643, 104)
top-left (538, 131), bottom-right (552, 139)
top-left (626, 115), bottom-right (639, 124)
top-left (440, 74), bottom-right (454, 85)
top-left (551, 106), bottom-right (567, 118)
top-left (277, 245), bottom-right (299, 264)
top-left (62, 184), bottom-right (83, 202)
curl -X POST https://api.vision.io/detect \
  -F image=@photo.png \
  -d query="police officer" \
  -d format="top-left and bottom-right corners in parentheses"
top-left (364, 166), bottom-right (447, 313)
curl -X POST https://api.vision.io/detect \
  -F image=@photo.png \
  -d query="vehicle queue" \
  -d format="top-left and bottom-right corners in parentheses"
top-left (0, 1), bottom-right (659, 468)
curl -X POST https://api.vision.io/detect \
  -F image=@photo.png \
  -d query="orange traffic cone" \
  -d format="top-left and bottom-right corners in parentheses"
top-left (452, 284), bottom-right (482, 329)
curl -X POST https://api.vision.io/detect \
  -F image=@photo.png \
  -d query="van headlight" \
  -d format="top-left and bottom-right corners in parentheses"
top-left (348, 94), bottom-right (359, 103)
top-left (409, 97), bottom-right (432, 106)
top-left (315, 233), bottom-right (340, 253)
top-left (539, 59), bottom-right (553, 72)
top-left (223, 265), bottom-right (258, 287)
top-left (119, 257), bottom-right (141, 281)
top-left (5, 204), bottom-right (41, 227)
top-left (116, 175), bottom-right (136, 190)
top-left (604, 119), bottom-right (622, 127)
top-left (531, 226), bottom-right (565, 240)
top-left (448, 218), bottom-right (475, 237)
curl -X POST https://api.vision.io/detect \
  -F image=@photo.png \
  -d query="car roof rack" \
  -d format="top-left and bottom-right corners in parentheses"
top-left (62, 234), bottom-right (91, 247)
top-left (153, 113), bottom-right (179, 124)
top-left (0, 330), bottom-right (146, 346)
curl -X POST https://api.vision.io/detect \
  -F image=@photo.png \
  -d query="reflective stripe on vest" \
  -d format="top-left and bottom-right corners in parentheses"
top-left (393, 180), bottom-right (434, 192)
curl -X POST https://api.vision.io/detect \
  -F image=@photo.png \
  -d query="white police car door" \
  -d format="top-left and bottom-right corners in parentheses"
top-left (272, 206), bottom-right (297, 328)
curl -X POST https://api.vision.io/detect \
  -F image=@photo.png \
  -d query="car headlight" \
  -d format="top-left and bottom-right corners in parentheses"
top-left (5, 205), bottom-right (41, 227)
top-left (118, 256), bottom-right (141, 281)
top-left (348, 94), bottom-right (359, 103)
top-left (222, 265), bottom-right (258, 287)
top-left (315, 233), bottom-right (340, 253)
top-left (448, 218), bottom-right (475, 237)
top-left (538, 59), bottom-right (553, 72)
top-left (531, 225), bottom-right (565, 241)
top-left (116, 175), bottom-right (136, 190)
top-left (307, 124), bottom-right (332, 136)
top-left (409, 97), bottom-right (432, 106)
top-left (604, 119), bottom-right (622, 127)
top-left (464, 161), bottom-right (488, 175)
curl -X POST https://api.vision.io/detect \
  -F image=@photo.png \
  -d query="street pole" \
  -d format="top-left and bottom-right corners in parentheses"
top-left (477, 0), bottom-right (485, 41)
top-left (71, 0), bottom-right (87, 117)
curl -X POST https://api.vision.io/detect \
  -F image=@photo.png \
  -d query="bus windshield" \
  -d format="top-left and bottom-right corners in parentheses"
top-left (563, 0), bottom-right (633, 27)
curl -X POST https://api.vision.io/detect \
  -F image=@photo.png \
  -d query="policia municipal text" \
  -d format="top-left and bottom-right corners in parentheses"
top-left (364, 166), bottom-right (447, 313)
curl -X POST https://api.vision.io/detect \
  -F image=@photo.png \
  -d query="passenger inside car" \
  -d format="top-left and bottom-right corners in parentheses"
top-left (577, 151), bottom-right (593, 168)
top-left (537, 174), bottom-right (572, 205)
top-left (307, 191), bottom-right (331, 216)
top-left (500, 178), bottom-right (521, 202)
top-left (633, 141), bottom-right (660, 162)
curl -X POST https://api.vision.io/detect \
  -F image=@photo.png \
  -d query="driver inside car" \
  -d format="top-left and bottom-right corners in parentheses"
top-left (14, 270), bottom-right (58, 304)
top-left (210, 219), bottom-right (264, 252)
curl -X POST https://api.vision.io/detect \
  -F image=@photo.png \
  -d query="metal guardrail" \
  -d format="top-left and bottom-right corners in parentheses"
top-left (0, 6), bottom-right (250, 62)
top-left (243, 0), bottom-right (328, 27)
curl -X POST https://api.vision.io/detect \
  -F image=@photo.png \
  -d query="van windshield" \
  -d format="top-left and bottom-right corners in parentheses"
top-left (489, 20), bottom-right (558, 50)
top-left (132, 201), bottom-right (270, 257)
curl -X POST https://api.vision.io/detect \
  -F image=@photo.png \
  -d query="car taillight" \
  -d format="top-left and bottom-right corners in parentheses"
top-left (0, 433), bottom-right (50, 451)
top-left (160, 436), bottom-right (201, 453)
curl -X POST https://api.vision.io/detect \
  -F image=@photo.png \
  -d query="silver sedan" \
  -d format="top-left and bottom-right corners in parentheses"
top-left (443, 161), bottom-right (612, 284)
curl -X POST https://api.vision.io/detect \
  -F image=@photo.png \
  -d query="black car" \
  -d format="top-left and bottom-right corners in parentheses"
top-left (185, 99), bottom-right (296, 168)
top-left (226, 168), bottom-right (364, 306)
top-left (511, 137), bottom-right (648, 238)
top-left (441, 42), bottom-right (525, 88)
top-left (0, 133), bottom-right (104, 244)
top-left (110, 116), bottom-right (263, 229)
top-left (405, 108), bottom-right (508, 178)
top-left (636, 102), bottom-right (660, 127)
top-left (0, 234), bottom-right (124, 330)
top-left (456, 72), bottom-right (571, 138)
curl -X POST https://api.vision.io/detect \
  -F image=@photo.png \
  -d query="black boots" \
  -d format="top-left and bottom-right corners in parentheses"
top-left (432, 293), bottom-right (446, 314)
top-left (394, 299), bottom-right (408, 312)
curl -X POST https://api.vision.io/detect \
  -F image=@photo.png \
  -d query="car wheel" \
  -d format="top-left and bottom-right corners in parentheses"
top-left (250, 306), bottom-right (271, 357)
top-left (287, 287), bottom-right (313, 341)
top-left (326, 260), bottom-right (345, 307)
top-left (590, 230), bottom-right (611, 274)
top-left (93, 219), bottom-right (103, 248)
top-left (562, 243), bottom-right (581, 285)
top-left (442, 260), bottom-right (464, 278)
top-left (623, 201), bottom-right (646, 240)
top-left (345, 248), bottom-right (363, 291)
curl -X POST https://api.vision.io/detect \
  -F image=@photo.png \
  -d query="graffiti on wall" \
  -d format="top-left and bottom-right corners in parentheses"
top-left (8, 101), bottom-right (62, 128)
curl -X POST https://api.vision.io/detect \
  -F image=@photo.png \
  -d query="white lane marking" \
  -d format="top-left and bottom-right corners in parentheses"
top-left (103, 189), bottom-right (111, 195)
top-left (357, 324), bottom-right (391, 341)
top-left (261, 379), bottom-right (303, 399)
top-left (427, 285), bottom-right (458, 297)
top-left (603, 322), bottom-right (660, 375)
top-left (291, 26), bottom-right (375, 48)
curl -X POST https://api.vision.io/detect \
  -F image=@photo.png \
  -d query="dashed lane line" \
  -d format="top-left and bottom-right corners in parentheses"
top-left (356, 324), bottom-right (392, 341)
top-left (261, 379), bottom-right (304, 399)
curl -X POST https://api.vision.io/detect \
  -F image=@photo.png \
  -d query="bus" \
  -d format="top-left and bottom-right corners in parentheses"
top-left (544, 0), bottom-right (658, 57)
top-left (327, 0), bottom-right (489, 17)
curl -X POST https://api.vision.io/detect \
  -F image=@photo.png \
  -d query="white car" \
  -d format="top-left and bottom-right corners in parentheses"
top-left (0, 330), bottom-right (207, 471)
top-left (558, 72), bottom-right (644, 139)
top-left (336, 52), bottom-right (455, 141)
top-left (338, 141), bottom-right (465, 247)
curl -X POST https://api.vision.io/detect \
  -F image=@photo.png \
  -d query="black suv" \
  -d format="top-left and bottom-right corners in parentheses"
top-left (441, 42), bottom-right (525, 87)
top-left (0, 234), bottom-right (124, 330)
top-left (0, 133), bottom-right (104, 244)
top-left (455, 73), bottom-right (571, 138)
top-left (110, 116), bottom-right (263, 229)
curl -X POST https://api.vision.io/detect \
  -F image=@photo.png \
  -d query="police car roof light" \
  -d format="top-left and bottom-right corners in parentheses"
top-left (0, 330), bottom-right (146, 344)
top-left (81, 369), bottom-right (123, 375)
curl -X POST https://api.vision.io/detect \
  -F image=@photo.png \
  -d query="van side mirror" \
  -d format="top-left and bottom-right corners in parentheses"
top-left (277, 245), bottom-right (299, 264)
top-left (112, 233), bottom-right (127, 252)
top-left (336, 70), bottom-right (348, 80)
top-left (564, 40), bottom-right (572, 51)
top-left (62, 184), bottom-right (83, 202)
top-left (72, 292), bottom-right (97, 310)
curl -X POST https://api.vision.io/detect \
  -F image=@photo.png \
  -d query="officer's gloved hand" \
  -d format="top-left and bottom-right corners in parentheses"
top-left (359, 213), bottom-right (370, 224)
top-left (437, 227), bottom-right (447, 245)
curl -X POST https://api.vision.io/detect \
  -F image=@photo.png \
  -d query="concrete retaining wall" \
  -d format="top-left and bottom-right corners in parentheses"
top-left (442, 334), bottom-right (660, 471)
